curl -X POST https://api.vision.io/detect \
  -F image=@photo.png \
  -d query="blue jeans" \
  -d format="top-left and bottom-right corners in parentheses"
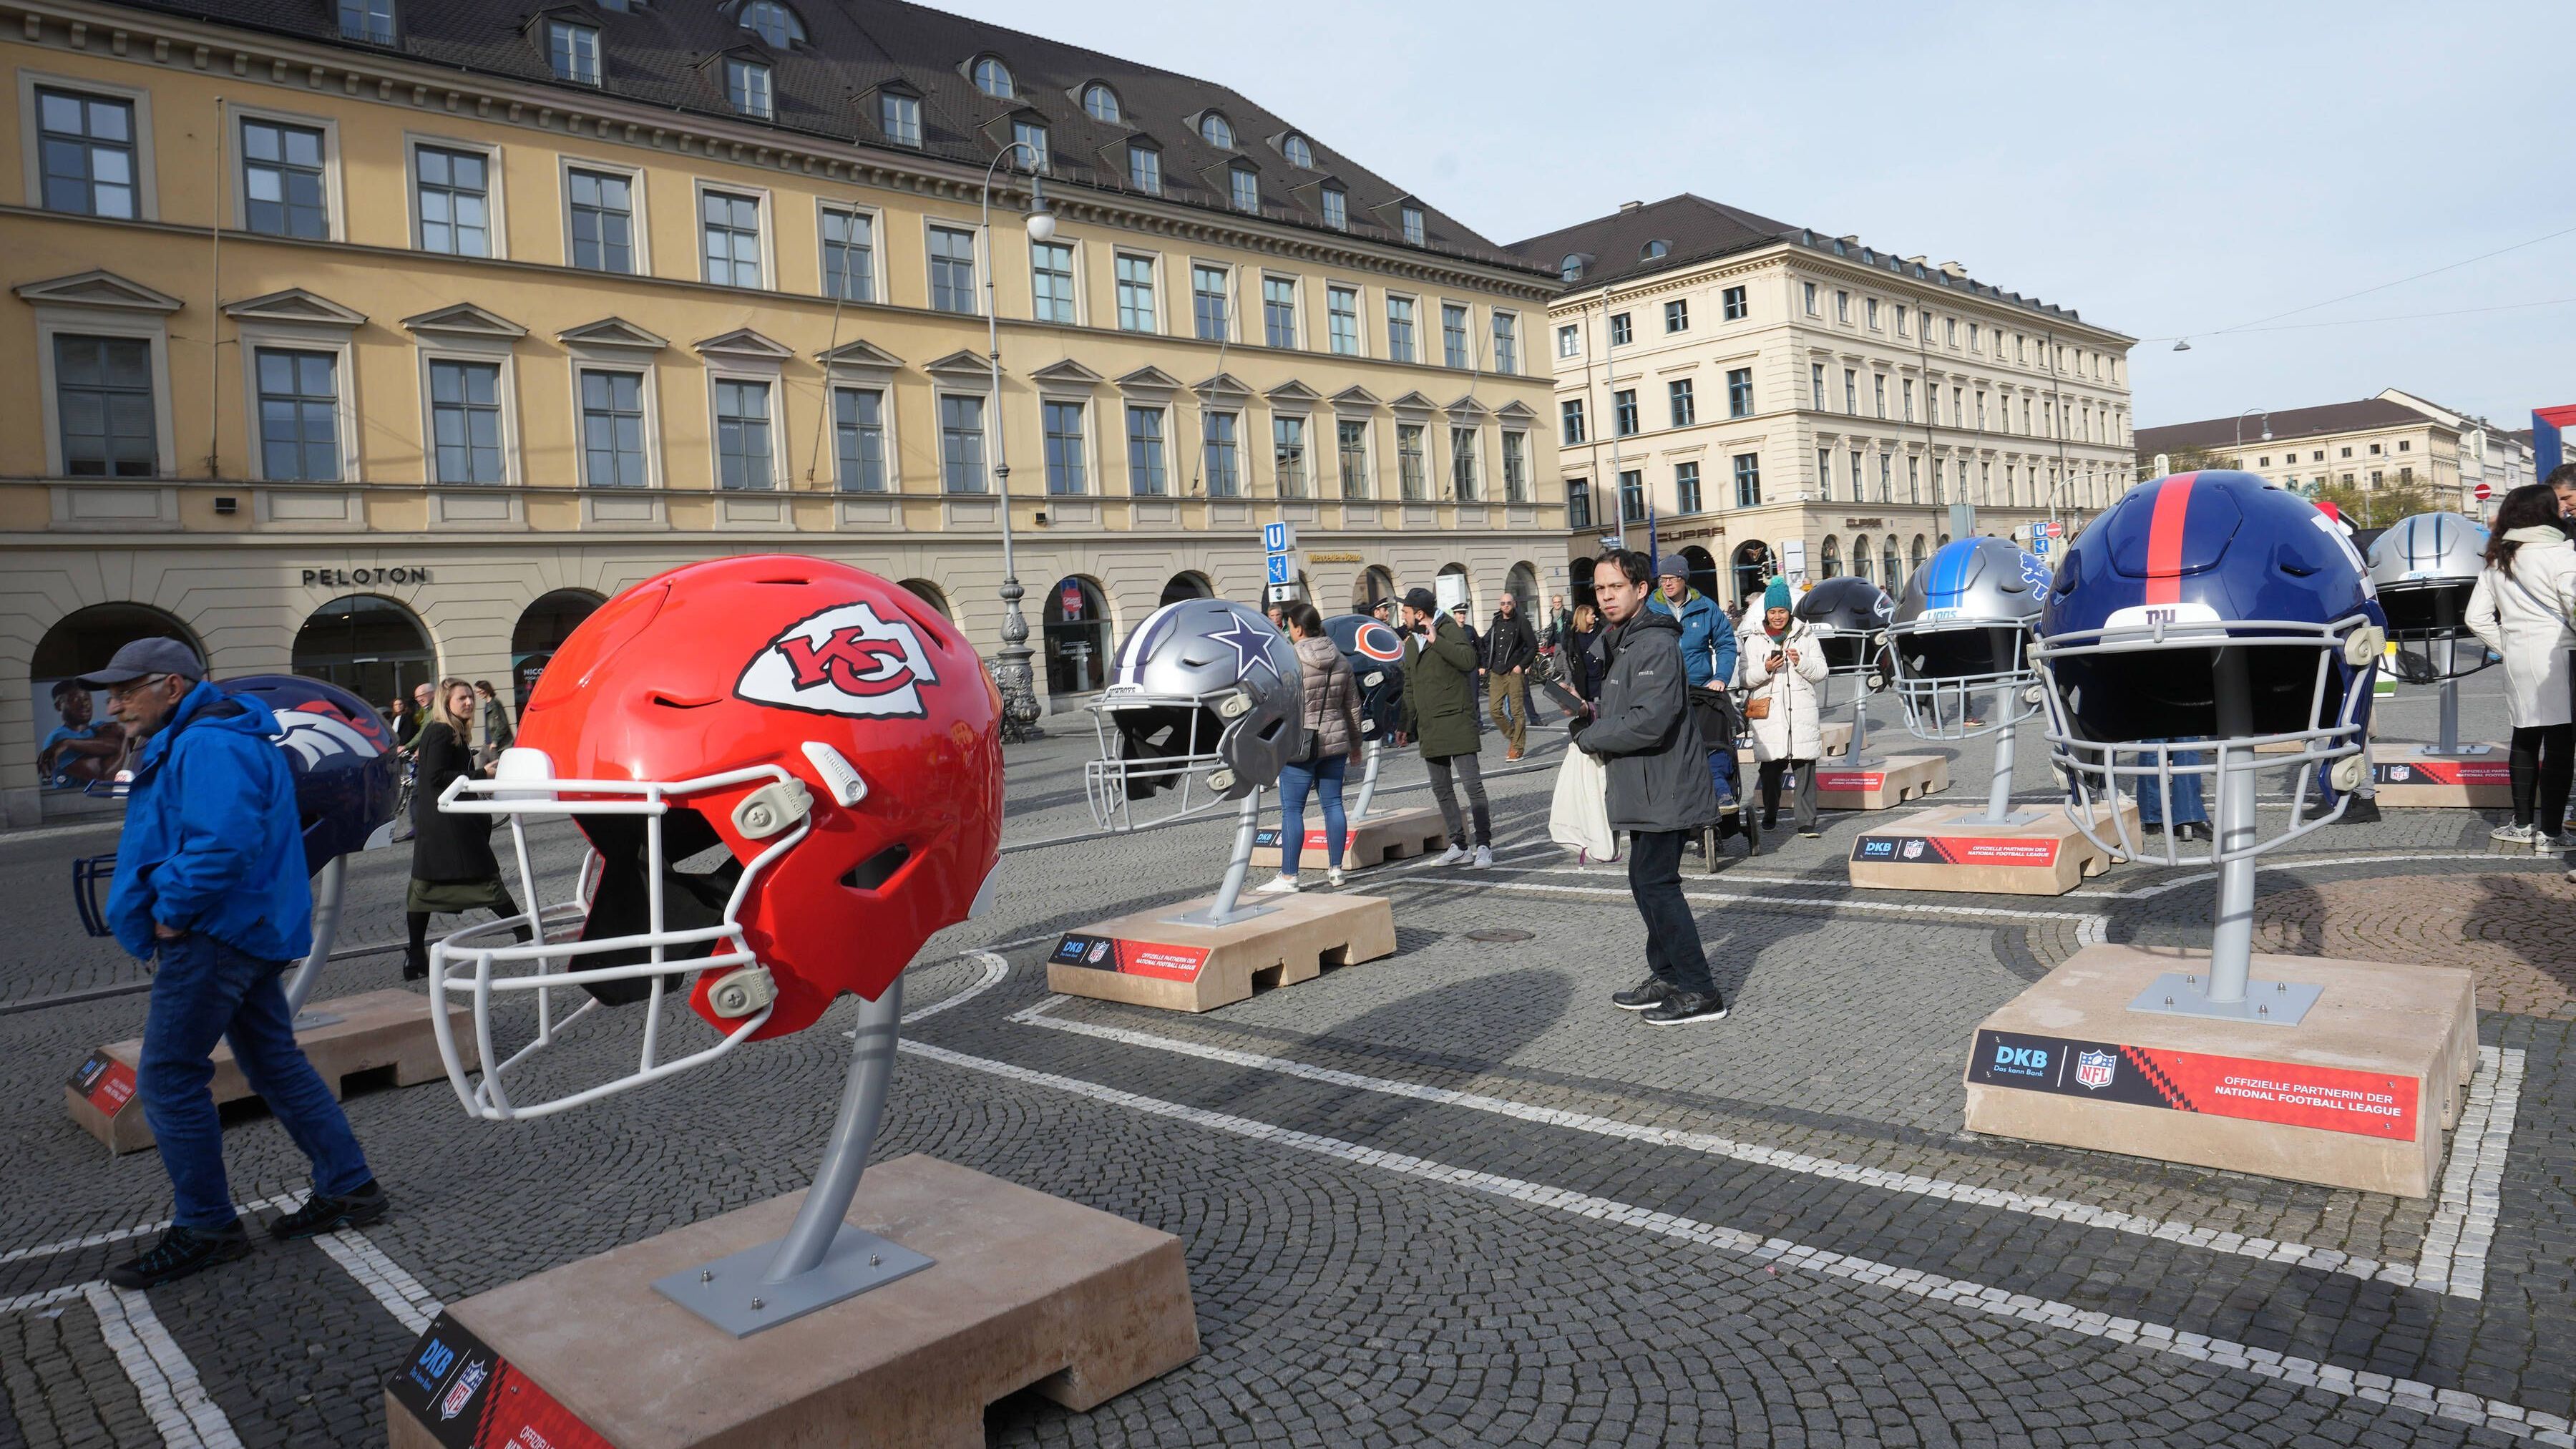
top-left (1277, 752), bottom-right (1350, 876)
top-left (2132, 742), bottom-right (2206, 825)
top-left (1708, 748), bottom-right (1739, 804)
top-left (140, 932), bottom-right (374, 1229)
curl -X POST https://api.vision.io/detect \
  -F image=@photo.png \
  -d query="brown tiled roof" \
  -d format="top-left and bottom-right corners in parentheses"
top-left (2135, 399), bottom-right (2449, 456)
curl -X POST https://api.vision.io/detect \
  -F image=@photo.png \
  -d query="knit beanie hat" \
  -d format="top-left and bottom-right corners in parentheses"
top-left (1764, 577), bottom-right (1792, 612)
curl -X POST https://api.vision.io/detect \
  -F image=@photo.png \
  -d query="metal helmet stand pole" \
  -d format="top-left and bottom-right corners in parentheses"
top-left (1968, 710), bottom-right (2033, 826)
top-left (2420, 592), bottom-right (2489, 758)
top-left (1843, 667), bottom-right (1882, 768)
top-left (1167, 788), bottom-right (1281, 929)
top-left (653, 975), bottom-right (931, 1336)
top-left (1350, 738), bottom-right (1385, 821)
top-left (281, 855), bottom-right (346, 1031)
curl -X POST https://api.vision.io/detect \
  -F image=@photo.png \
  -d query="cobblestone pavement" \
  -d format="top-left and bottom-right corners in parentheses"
top-left (1, 676), bottom-right (2571, 1447)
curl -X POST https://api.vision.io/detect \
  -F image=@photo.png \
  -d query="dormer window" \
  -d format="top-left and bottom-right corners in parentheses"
top-left (1128, 142), bottom-right (1161, 194)
top-left (1199, 112), bottom-right (1234, 148)
top-left (1083, 83), bottom-right (1121, 122)
top-left (1321, 183), bottom-right (1347, 231)
top-left (1229, 165), bottom-right (1259, 213)
top-left (1281, 132), bottom-right (1314, 169)
top-left (1400, 203), bottom-right (1425, 246)
top-left (971, 56), bottom-right (1013, 98)
top-left (1012, 118), bottom-right (1048, 173)
top-left (547, 20), bottom-right (600, 84)
top-left (1641, 238), bottom-right (1669, 260)
top-left (879, 91), bottom-right (920, 146)
top-left (739, 0), bottom-right (801, 47)
top-left (726, 58), bottom-right (772, 118)
top-left (1559, 253), bottom-right (1584, 283)
top-left (338, 0), bottom-right (394, 44)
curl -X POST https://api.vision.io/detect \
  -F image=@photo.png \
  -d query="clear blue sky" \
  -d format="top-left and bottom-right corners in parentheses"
top-left (938, 0), bottom-right (2575, 430)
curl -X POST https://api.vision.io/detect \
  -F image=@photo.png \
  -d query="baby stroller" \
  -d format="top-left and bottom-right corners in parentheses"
top-left (1694, 686), bottom-right (1759, 872)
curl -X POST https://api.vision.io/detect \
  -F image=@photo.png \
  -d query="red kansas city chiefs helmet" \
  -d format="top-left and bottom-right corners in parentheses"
top-left (426, 555), bottom-right (1002, 1120)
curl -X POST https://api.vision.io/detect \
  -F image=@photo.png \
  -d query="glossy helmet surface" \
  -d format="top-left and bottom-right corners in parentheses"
top-left (1324, 613), bottom-right (1407, 741)
top-left (1883, 537), bottom-right (2051, 739)
top-left (426, 555), bottom-right (1002, 1120)
top-left (2034, 471), bottom-right (2387, 865)
top-left (1795, 576), bottom-right (1895, 675)
top-left (2366, 511), bottom-right (2494, 681)
top-left (1083, 597), bottom-right (1307, 827)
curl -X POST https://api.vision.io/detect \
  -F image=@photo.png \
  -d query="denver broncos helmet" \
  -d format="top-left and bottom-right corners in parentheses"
top-left (1323, 613), bottom-right (1407, 742)
top-left (1083, 598), bottom-right (1307, 828)
top-left (1883, 537), bottom-right (2051, 739)
top-left (2366, 510), bottom-right (2493, 683)
top-left (2033, 470), bottom-right (2386, 863)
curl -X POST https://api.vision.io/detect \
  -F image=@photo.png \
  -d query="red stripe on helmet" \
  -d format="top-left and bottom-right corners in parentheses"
top-left (2144, 473), bottom-right (2196, 605)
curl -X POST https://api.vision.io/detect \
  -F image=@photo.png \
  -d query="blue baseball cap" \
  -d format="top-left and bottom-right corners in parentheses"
top-left (72, 637), bottom-right (205, 688)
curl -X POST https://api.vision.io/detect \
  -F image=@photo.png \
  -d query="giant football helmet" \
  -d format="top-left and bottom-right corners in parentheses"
top-left (1883, 537), bottom-right (2051, 740)
top-left (72, 674), bottom-right (396, 938)
top-left (2366, 511), bottom-right (2494, 684)
top-left (2034, 471), bottom-right (2386, 864)
top-left (1795, 576), bottom-right (1896, 678)
top-left (1083, 598), bottom-right (1307, 828)
top-left (1323, 613), bottom-right (1408, 742)
top-left (428, 556), bottom-right (1003, 1120)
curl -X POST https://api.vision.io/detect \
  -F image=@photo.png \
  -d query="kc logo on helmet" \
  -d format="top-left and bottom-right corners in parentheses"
top-left (737, 602), bottom-right (940, 718)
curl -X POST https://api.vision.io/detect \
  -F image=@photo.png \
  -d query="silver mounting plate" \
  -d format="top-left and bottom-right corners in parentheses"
top-left (290, 1011), bottom-right (345, 1032)
top-left (652, 1224), bottom-right (933, 1337)
top-left (2126, 971), bottom-right (2323, 1027)
top-left (2415, 743), bottom-right (2496, 757)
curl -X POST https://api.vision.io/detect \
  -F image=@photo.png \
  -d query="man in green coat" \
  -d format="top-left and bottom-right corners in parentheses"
top-left (1400, 587), bottom-right (1492, 867)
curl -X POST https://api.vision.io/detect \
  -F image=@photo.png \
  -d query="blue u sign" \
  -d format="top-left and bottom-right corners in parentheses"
top-left (1264, 522), bottom-right (1290, 552)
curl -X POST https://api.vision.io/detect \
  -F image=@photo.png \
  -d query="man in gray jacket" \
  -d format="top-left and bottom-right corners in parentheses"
top-left (1575, 550), bottom-right (1729, 1024)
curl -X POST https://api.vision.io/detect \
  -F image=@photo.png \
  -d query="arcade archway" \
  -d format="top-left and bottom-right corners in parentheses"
top-left (30, 602), bottom-right (200, 793)
top-left (1730, 540), bottom-right (1770, 603)
top-left (511, 589), bottom-right (604, 711)
top-left (1043, 575), bottom-right (1111, 700)
top-left (293, 595), bottom-right (436, 713)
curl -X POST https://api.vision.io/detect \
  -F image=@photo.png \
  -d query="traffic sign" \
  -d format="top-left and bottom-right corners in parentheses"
top-left (2032, 536), bottom-right (2051, 557)
top-left (2044, 520), bottom-right (2063, 539)
top-left (1262, 521), bottom-right (1297, 554)
top-left (1266, 553), bottom-right (1292, 587)
top-left (2475, 482), bottom-right (2492, 502)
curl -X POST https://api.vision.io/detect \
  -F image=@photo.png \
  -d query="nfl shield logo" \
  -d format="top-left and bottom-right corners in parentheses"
top-left (2074, 1050), bottom-right (2117, 1091)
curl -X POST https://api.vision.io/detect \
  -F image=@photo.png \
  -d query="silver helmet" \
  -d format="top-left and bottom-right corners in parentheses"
top-left (1323, 613), bottom-right (1407, 741)
top-left (1084, 598), bottom-right (1307, 828)
top-left (1795, 576), bottom-right (1895, 676)
top-left (1883, 537), bottom-right (2051, 738)
top-left (2367, 511), bottom-right (2494, 681)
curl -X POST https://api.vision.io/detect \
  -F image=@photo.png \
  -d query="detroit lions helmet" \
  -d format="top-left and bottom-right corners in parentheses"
top-left (2367, 511), bottom-right (2493, 683)
top-left (1084, 598), bottom-right (1307, 828)
top-left (1323, 613), bottom-right (1407, 742)
top-left (2033, 470), bottom-right (2387, 865)
top-left (1795, 576), bottom-right (1895, 678)
top-left (1883, 537), bottom-right (2051, 740)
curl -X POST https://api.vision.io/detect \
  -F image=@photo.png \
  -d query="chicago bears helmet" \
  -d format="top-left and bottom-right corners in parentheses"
top-left (426, 555), bottom-right (1002, 1121)
top-left (2366, 511), bottom-right (2493, 683)
top-left (1323, 613), bottom-right (1407, 742)
top-left (1883, 537), bottom-right (2051, 739)
top-left (1083, 598), bottom-right (1307, 828)
top-left (1795, 576), bottom-right (1895, 677)
top-left (2033, 471), bottom-right (2387, 863)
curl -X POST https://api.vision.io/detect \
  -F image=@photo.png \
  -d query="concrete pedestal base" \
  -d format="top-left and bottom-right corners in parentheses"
top-left (1813, 754), bottom-right (1951, 811)
top-left (66, 989), bottom-right (470, 1154)
top-left (1849, 799), bottom-right (2135, 896)
top-left (1738, 720), bottom-right (1851, 772)
top-left (1249, 805), bottom-right (1448, 871)
top-left (1046, 889), bottom-right (1396, 1013)
top-left (384, 1155), bottom-right (1199, 1449)
top-left (2371, 742), bottom-right (2512, 809)
top-left (1961, 945), bottom-right (2477, 1197)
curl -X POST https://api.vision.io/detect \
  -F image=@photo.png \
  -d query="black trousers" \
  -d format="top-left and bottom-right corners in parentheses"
top-left (1626, 829), bottom-right (1717, 996)
top-left (1757, 758), bottom-right (1819, 831)
top-left (2509, 723), bottom-right (2574, 830)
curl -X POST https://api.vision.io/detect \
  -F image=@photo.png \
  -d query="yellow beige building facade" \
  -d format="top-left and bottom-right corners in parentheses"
top-left (0, 0), bottom-right (1563, 824)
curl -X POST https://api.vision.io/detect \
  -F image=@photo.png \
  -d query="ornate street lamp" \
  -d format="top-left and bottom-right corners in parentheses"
top-left (981, 143), bottom-right (1055, 742)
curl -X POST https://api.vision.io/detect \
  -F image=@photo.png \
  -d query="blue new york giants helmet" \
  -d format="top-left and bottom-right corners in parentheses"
top-left (1324, 613), bottom-right (1407, 741)
top-left (2033, 471), bottom-right (2386, 863)
top-left (1883, 536), bottom-right (2051, 740)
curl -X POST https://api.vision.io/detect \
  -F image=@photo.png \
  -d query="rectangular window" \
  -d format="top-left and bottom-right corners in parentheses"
top-left (1557, 324), bottom-right (1579, 359)
top-left (819, 206), bottom-right (874, 301)
top-left (53, 335), bottom-right (155, 477)
top-left (727, 59), bottom-right (772, 118)
top-left (940, 394), bottom-right (986, 492)
top-left (1043, 400), bottom-right (1086, 495)
top-left (1609, 313), bottom-right (1632, 346)
top-left (1878, 452), bottom-right (1892, 502)
top-left (1337, 419), bottom-right (1369, 498)
top-left (880, 93), bottom-right (921, 146)
top-left (1203, 411), bottom-right (1241, 497)
top-left (548, 21), bottom-right (600, 84)
top-left (928, 225), bottom-right (977, 313)
top-left (701, 189), bottom-right (763, 287)
top-left (567, 168), bottom-right (635, 274)
top-left (1400, 204), bottom-right (1425, 245)
top-left (1030, 241), bottom-right (1076, 324)
top-left (1397, 424), bottom-right (1427, 499)
top-left (1613, 389), bottom-right (1638, 436)
top-left (578, 369), bottom-right (648, 488)
top-left (1561, 398), bottom-right (1586, 446)
top-left (1012, 119), bottom-right (1049, 173)
top-left (1327, 286), bottom-right (1360, 355)
top-left (429, 358), bottom-right (504, 485)
top-left (241, 117), bottom-right (330, 238)
top-left (1901, 378), bottom-right (1915, 422)
top-left (1127, 144), bottom-right (1161, 195)
top-left (1229, 167), bottom-right (1259, 213)
top-left (1502, 431), bottom-right (1528, 502)
top-left (1945, 318), bottom-right (1958, 347)
top-left (1866, 298), bottom-right (1880, 329)
top-left (1906, 454), bottom-right (1920, 503)
top-left (1802, 281), bottom-right (1818, 315)
top-left (414, 145), bottom-right (490, 256)
top-left (1668, 379), bottom-right (1695, 428)
top-left (1873, 374), bottom-right (1887, 419)
top-left (1727, 367), bottom-right (1752, 419)
top-left (338, 0), bottom-right (394, 44)
top-left (36, 89), bottom-right (137, 218)
top-left (1843, 369), bottom-right (1857, 413)
top-left (1192, 263), bottom-right (1229, 341)
top-left (1442, 304), bottom-right (1470, 368)
top-left (1619, 469), bottom-right (1644, 524)
top-left (1664, 298), bottom-right (1689, 333)
top-left (1274, 415), bottom-right (1307, 497)
top-left (1835, 290), bottom-right (1850, 321)
top-left (1264, 277), bottom-right (1299, 348)
top-left (1817, 447), bottom-right (1833, 501)
top-left (257, 348), bottom-right (340, 482)
top-left (1968, 322), bottom-right (1980, 351)
top-left (1734, 453), bottom-right (1761, 509)
top-left (1126, 405), bottom-right (1166, 495)
top-left (1116, 254), bottom-right (1157, 332)
top-left (1976, 390), bottom-right (1987, 428)
top-left (1386, 296), bottom-right (1416, 362)
top-left (1674, 461), bottom-right (1702, 514)
top-left (1896, 304), bottom-right (1908, 338)
top-left (1722, 285), bottom-right (1747, 321)
top-left (1492, 313), bottom-right (1518, 374)
top-left (1322, 186), bottom-right (1347, 230)
top-left (713, 379), bottom-right (773, 490)
top-left (832, 386), bottom-right (886, 492)
top-left (1450, 426), bottom-right (1478, 501)
top-left (1850, 450), bottom-right (1863, 502)
top-left (1810, 362), bottom-right (1825, 409)
top-left (1567, 478), bottom-right (1593, 530)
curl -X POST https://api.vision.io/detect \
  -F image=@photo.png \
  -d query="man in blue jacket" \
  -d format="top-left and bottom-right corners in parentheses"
top-left (1646, 560), bottom-right (1741, 809)
top-left (80, 638), bottom-right (386, 1289)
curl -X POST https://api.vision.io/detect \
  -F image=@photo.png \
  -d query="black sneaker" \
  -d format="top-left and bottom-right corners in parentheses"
top-left (268, 1181), bottom-right (389, 1240)
top-left (1611, 975), bottom-right (1673, 1011)
top-left (1641, 991), bottom-right (1731, 1026)
top-left (108, 1223), bottom-right (250, 1289)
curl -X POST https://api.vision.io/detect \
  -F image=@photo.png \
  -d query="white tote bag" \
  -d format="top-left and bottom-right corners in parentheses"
top-left (1548, 746), bottom-right (1619, 862)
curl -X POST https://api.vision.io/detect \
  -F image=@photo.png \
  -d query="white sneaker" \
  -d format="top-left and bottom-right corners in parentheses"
top-left (1435, 844), bottom-right (1470, 866)
top-left (2540, 832), bottom-right (2573, 852)
top-left (1471, 845), bottom-right (1494, 869)
top-left (1255, 874), bottom-right (1300, 894)
top-left (2492, 822), bottom-right (2537, 845)
top-left (1327, 867), bottom-right (1345, 887)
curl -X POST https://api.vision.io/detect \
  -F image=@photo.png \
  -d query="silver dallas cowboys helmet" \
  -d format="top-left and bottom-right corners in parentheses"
top-left (1795, 576), bottom-right (1896, 678)
top-left (1084, 597), bottom-right (1308, 827)
top-left (1883, 537), bottom-right (2052, 738)
top-left (2366, 511), bottom-right (2494, 682)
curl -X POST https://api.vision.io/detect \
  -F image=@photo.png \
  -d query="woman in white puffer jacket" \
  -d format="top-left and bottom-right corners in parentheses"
top-left (2464, 482), bottom-right (2576, 848)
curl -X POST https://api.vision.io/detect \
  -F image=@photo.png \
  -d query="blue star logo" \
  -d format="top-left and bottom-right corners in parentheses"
top-left (1205, 612), bottom-right (1283, 684)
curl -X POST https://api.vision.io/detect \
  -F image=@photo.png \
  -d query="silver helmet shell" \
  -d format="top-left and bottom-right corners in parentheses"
top-left (1794, 576), bottom-right (1894, 676)
top-left (1323, 613), bottom-right (1407, 741)
top-left (2366, 512), bottom-right (2494, 681)
top-left (1084, 598), bottom-right (1307, 827)
top-left (1883, 537), bottom-right (2051, 738)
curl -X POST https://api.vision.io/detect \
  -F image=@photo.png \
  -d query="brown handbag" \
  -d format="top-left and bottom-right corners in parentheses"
top-left (1742, 693), bottom-right (1771, 721)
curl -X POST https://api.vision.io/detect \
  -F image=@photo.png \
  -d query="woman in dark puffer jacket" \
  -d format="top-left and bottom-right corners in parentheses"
top-left (1261, 601), bottom-right (1366, 892)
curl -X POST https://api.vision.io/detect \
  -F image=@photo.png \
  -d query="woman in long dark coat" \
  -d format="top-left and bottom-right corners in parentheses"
top-left (402, 678), bottom-right (530, 979)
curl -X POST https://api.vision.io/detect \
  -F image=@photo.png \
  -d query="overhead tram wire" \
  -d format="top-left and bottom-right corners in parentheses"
top-left (2161, 219), bottom-right (2576, 346)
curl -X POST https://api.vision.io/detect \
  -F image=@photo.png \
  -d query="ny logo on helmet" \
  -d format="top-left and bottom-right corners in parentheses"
top-left (737, 601), bottom-right (940, 718)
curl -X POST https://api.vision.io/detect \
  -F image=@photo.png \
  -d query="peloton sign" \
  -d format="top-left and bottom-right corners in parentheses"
top-left (301, 565), bottom-right (433, 587)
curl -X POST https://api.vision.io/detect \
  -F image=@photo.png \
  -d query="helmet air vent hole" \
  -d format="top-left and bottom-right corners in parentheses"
top-left (650, 693), bottom-right (718, 710)
top-left (841, 844), bottom-right (911, 892)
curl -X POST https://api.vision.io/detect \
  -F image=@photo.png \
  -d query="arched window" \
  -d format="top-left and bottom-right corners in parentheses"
top-left (1436, 562), bottom-right (1472, 618)
top-left (1849, 535), bottom-right (1871, 582)
top-left (1677, 546), bottom-right (1718, 603)
top-left (1506, 561), bottom-right (1539, 617)
top-left (897, 578), bottom-right (951, 619)
top-left (1043, 576), bottom-right (1112, 699)
top-left (1910, 535), bottom-right (1928, 585)
top-left (1641, 239), bottom-right (1669, 261)
top-left (970, 55), bottom-right (1012, 97)
top-left (511, 588), bottom-right (604, 711)
top-left (1352, 566), bottom-right (1397, 611)
top-left (1082, 82), bottom-right (1120, 122)
top-left (1198, 111), bottom-right (1233, 148)
top-left (1729, 540), bottom-right (1770, 605)
top-left (1160, 571), bottom-right (1213, 605)
top-left (1558, 253), bottom-right (1584, 283)
top-left (31, 602), bottom-right (200, 794)
top-left (1281, 132), bottom-right (1314, 169)
top-left (294, 595), bottom-right (436, 712)
top-left (1882, 538), bottom-right (1903, 592)
top-left (739, 0), bottom-right (801, 46)
top-left (1820, 536), bottom-right (1842, 579)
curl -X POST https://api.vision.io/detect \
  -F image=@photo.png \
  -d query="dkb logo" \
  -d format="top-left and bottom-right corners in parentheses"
top-left (1994, 1044), bottom-right (2049, 1072)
